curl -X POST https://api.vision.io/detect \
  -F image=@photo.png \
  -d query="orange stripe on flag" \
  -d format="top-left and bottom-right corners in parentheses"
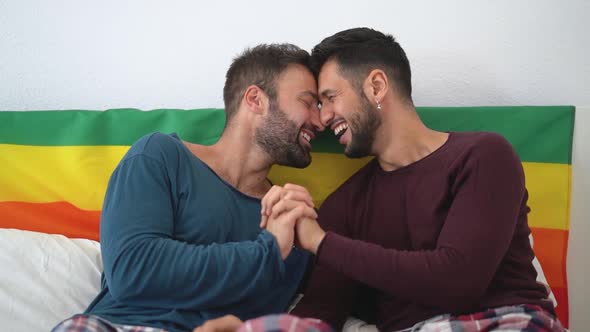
top-left (529, 227), bottom-right (568, 327)
top-left (530, 227), bottom-right (568, 288)
top-left (0, 201), bottom-right (100, 241)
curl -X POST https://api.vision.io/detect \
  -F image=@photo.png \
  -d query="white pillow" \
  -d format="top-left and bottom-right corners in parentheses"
top-left (0, 229), bottom-right (102, 332)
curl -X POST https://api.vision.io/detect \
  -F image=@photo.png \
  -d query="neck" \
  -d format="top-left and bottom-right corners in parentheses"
top-left (373, 100), bottom-right (449, 172)
top-left (187, 122), bottom-right (273, 198)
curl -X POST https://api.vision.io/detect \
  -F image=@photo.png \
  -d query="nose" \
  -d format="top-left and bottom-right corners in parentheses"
top-left (310, 105), bottom-right (325, 132)
top-left (320, 103), bottom-right (334, 128)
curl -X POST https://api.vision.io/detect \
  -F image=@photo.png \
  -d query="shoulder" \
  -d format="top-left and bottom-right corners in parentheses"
top-left (448, 132), bottom-right (524, 191)
top-left (123, 132), bottom-right (186, 165)
top-left (451, 131), bottom-right (520, 164)
top-left (471, 131), bottom-right (513, 150)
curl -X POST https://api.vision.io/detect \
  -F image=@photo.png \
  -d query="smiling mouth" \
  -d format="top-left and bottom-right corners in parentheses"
top-left (299, 129), bottom-right (314, 151)
top-left (302, 132), bottom-right (311, 142)
top-left (333, 122), bottom-right (349, 140)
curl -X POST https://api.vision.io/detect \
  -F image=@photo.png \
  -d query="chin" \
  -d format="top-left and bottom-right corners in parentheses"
top-left (279, 154), bottom-right (310, 169)
top-left (294, 157), bottom-right (311, 169)
top-left (344, 146), bottom-right (369, 159)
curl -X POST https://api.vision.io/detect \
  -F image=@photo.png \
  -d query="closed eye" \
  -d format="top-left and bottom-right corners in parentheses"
top-left (299, 98), bottom-right (314, 109)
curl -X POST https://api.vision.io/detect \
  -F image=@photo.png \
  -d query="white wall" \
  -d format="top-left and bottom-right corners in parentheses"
top-left (1, 0), bottom-right (589, 109)
top-left (1, 0), bottom-right (588, 330)
top-left (569, 106), bottom-right (590, 332)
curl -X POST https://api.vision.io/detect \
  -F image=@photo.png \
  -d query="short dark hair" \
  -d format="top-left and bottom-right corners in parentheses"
top-left (223, 44), bottom-right (311, 125)
top-left (310, 27), bottom-right (413, 102)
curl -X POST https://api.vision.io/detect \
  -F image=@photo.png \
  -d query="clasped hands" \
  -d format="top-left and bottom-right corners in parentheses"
top-left (260, 183), bottom-right (326, 259)
top-left (192, 184), bottom-right (325, 332)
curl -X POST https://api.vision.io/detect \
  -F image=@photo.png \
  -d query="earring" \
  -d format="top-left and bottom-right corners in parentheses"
top-left (376, 100), bottom-right (382, 110)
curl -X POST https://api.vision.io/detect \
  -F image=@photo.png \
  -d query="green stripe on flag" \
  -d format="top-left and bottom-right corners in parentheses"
top-left (0, 109), bottom-right (226, 147)
top-left (0, 106), bottom-right (574, 164)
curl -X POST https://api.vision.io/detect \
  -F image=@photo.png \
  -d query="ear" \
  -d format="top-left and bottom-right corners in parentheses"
top-left (243, 85), bottom-right (267, 115)
top-left (363, 69), bottom-right (388, 106)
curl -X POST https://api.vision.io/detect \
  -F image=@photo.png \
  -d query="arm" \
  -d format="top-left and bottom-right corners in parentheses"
top-left (290, 193), bottom-right (360, 330)
top-left (100, 153), bottom-right (285, 310)
top-left (308, 136), bottom-right (527, 311)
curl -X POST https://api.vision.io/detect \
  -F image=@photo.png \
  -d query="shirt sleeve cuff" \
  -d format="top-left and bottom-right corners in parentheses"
top-left (259, 229), bottom-right (286, 281)
top-left (316, 231), bottom-right (347, 269)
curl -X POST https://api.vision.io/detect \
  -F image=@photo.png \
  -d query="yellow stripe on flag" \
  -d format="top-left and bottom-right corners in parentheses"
top-left (1, 146), bottom-right (571, 231)
top-left (269, 154), bottom-right (372, 207)
top-left (523, 162), bottom-right (571, 230)
top-left (0, 144), bottom-right (128, 210)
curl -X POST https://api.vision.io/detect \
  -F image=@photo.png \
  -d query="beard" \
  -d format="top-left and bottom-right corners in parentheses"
top-left (345, 91), bottom-right (382, 158)
top-left (255, 100), bottom-right (311, 168)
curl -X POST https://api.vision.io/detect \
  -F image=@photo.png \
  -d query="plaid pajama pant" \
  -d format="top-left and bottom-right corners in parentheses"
top-left (51, 314), bottom-right (169, 332)
top-left (400, 304), bottom-right (565, 332)
top-left (52, 304), bottom-right (564, 332)
top-left (237, 314), bottom-right (333, 332)
top-left (240, 304), bottom-right (563, 332)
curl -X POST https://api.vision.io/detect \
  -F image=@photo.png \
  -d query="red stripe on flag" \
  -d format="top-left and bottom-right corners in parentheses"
top-left (0, 201), bottom-right (100, 241)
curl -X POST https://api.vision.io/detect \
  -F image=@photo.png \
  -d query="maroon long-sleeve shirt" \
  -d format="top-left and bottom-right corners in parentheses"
top-left (292, 132), bottom-right (553, 331)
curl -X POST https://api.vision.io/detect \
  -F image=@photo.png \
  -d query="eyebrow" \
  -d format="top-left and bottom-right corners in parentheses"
top-left (300, 90), bottom-right (319, 102)
top-left (320, 89), bottom-right (337, 98)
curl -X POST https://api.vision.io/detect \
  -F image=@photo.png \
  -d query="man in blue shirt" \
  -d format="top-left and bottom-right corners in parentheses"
top-left (52, 44), bottom-right (324, 332)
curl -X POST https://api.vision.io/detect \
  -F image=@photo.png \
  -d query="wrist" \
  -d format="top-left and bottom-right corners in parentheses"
top-left (309, 229), bottom-right (326, 255)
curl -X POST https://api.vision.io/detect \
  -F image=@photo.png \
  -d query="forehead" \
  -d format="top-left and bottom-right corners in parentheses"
top-left (276, 64), bottom-right (317, 95)
top-left (318, 60), bottom-right (350, 92)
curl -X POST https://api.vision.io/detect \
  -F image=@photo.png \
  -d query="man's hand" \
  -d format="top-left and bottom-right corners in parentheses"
top-left (295, 217), bottom-right (326, 255)
top-left (266, 199), bottom-right (317, 259)
top-left (260, 184), bottom-right (315, 228)
top-left (193, 315), bottom-right (243, 332)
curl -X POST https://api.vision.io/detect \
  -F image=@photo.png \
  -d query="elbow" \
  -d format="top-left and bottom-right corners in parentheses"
top-left (105, 268), bottom-right (142, 303)
top-left (427, 249), bottom-right (490, 311)
top-left (103, 250), bottom-right (147, 303)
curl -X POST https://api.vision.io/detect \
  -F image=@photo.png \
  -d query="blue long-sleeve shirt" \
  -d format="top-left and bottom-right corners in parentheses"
top-left (85, 132), bottom-right (309, 332)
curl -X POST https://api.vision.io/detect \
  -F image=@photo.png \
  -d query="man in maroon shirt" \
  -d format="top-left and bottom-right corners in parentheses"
top-left (195, 28), bottom-right (565, 332)
top-left (258, 28), bottom-right (564, 332)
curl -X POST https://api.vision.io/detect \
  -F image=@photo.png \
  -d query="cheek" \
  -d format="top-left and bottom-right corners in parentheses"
top-left (334, 101), bottom-right (350, 119)
top-left (297, 107), bottom-right (312, 123)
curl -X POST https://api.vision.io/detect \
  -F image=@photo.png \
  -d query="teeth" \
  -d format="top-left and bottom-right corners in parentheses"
top-left (334, 123), bottom-right (348, 136)
top-left (302, 132), bottom-right (311, 142)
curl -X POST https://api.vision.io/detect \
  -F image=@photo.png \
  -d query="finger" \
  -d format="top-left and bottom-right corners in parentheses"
top-left (282, 205), bottom-right (317, 227)
top-left (261, 185), bottom-right (283, 216)
top-left (259, 214), bottom-right (267, 228)
top-left (261, 185), bottom-right (281, 215)
top-left (277, 200), bottom-right (318, 220)
top-left (282, 190), bottom-right (314, 208)
top-left (270, 199), bottom-right (303, 219)
top-left (281, 205), bottom-right (317, 225)
top-left (279, 184), bottom-right (309, 199)
top-left (299, 205), bottom-right (318, 220)
top-left (280, 205), bottom-right (304, 227)
top-left (283, 183), bottom-right (310, 194)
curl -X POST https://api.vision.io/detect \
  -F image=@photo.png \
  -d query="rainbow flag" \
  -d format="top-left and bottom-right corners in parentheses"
top-left (0, 106), bottom-right (574, 326)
